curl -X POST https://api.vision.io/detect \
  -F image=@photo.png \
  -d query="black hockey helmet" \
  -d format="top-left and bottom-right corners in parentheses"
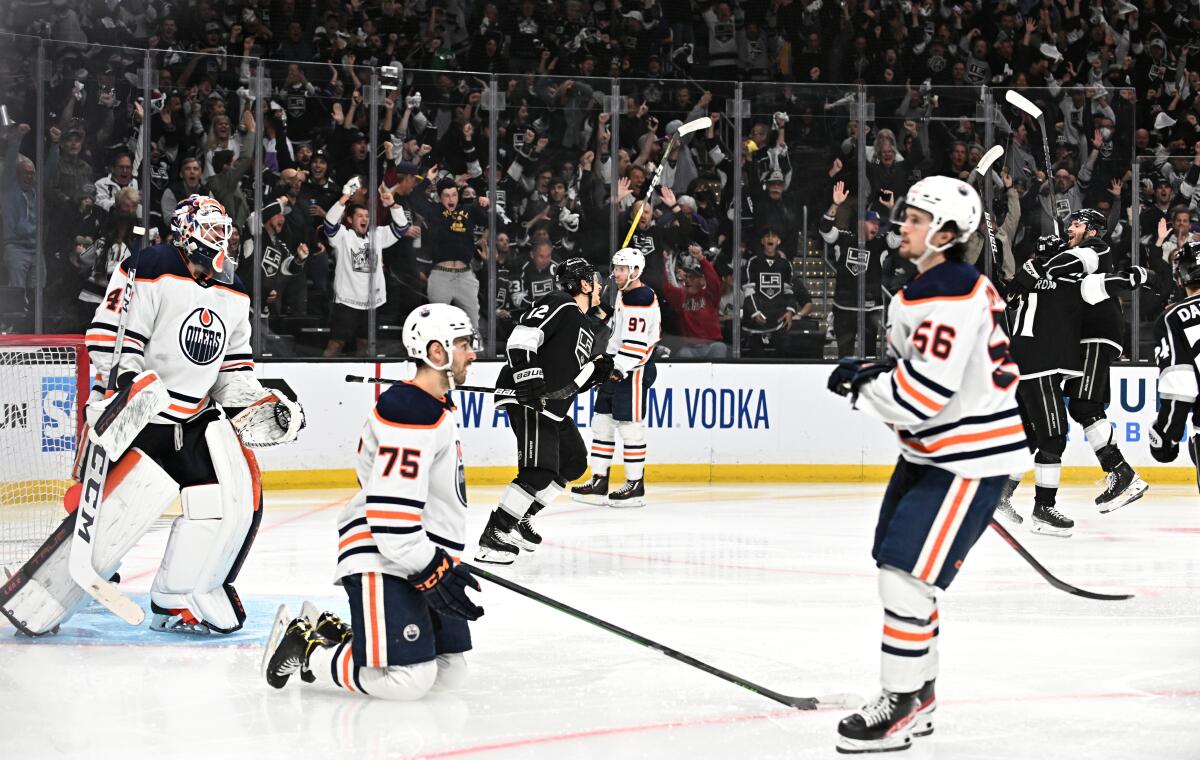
top-left (556, 257), bottom-right (599, 295)
top-left (1067, 208), bottom-right (1106, 237)
top-left (1175, 240), bottom-right (1200, 288)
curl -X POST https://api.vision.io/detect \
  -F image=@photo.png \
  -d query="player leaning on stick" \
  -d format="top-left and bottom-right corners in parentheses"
top-left (572, 247), bottom-right (661, 507)
top-left (827, 176), bottom-right (1031, 754)
top-left (1, 195), bottom-right (305, 636)
top-left (475, 258), bottom-right (613, 564)
top-left (1149, 241), bottom-right (1200, 486)
top-left (264, 304), bottom-right (484, 699)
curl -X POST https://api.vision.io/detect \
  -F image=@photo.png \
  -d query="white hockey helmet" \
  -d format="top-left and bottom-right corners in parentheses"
top-left (611, 247), bottom-right (645, 287)
top-left (896, 175), bottom-right (981, 253)
top-left (403, 303), bottom-right (480, 373)
top-left (184, 197), bottom-right (236, 284)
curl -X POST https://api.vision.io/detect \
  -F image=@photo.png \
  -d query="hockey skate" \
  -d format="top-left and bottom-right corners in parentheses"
top-left (607, 478), bottom-right (645, 508)
top-left (1095, 463), bottom-right (1148, 513)
top-left (263, 607), bottom-right (327, 689)
top-left (1030, 500), bottom-right (1073, 537)
top-left (474, 509), bottom-right (520, 565)
top-left (149, 605), bottom-right (211, 635)
top-left (913, 679), bottom-right (936, 738)
top-left (508, 505), bottom-right (543, 552)
top-left (836, 689), bottom-right (921, 754)
top-left (300, 601), bottom-right (353, 645)
top-left (571, 474), bottom-right (609, 505)
top-left (993, 479), bottom-right (1023, 525)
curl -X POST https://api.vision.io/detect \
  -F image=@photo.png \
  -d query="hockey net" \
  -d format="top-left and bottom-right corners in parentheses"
top-left (0, 335), bottom-right (89, 573)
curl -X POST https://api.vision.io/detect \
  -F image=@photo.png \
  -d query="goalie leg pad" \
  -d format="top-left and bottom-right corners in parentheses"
top-left (0, 451), bottom-right (178, 635)
top-left (150, 419), bottom-right (260, 634)
top-left (616, 420), bottom-right (647, 481)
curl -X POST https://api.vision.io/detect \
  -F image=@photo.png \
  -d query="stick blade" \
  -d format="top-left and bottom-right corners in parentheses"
top-left (976, 145), bottom-right (1005, 175)
top-left (1004, 89), bottom-right (1042, 119)
top-left (677, 116), bottom-right (713, 136)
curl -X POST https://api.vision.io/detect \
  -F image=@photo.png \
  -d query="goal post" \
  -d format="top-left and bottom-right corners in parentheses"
top-left (0, 334), bottom-right (89, 572)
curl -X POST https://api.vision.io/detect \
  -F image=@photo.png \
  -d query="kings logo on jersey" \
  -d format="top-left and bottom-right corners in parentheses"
top-left (846, 247), bottom-right (870, 276)
top-left (758, 272), bottom-right (782, 299)
top-left (179, 307), bottom-right (227, 365)
top-left (575, 329), bottom-right (594, 367)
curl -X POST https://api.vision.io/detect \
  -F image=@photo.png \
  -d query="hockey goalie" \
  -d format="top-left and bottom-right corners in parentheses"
top-left (0, 196), bottom-right (304, 636)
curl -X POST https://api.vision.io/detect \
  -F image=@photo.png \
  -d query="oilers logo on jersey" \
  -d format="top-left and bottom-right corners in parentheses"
top-left (179, 307), bottom-right (227, 365)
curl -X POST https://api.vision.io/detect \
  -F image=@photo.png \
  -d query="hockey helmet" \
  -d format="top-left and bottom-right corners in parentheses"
top-left (403, 303), bottom-right (480, 372)
top-left (894, 175), bottom-right (981, 252)
top-left (184, 197), bottom-right (235, 284)
top-left (171, 193), bottom-right (205, 247)
top-left (1175, 240), bottom-right (1200, 289)
top-left (1067, 208), bottom-right (1106, 237)
top-left (611, 247), bottom-right (645, 287)
top-left (556, 257), bottom-right (599, 296)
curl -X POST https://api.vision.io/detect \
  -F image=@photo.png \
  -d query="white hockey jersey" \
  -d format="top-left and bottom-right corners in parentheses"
top-left (854, 260), bottom-right (1032, 478)
top-left (84, 244), bottom-right (258, 425)
top-left (323, 201), bottom-right (410, 310)
top-left (335, 382), bottom-right (468, 581)
top-left (607, 283), bottom-right (661, 375)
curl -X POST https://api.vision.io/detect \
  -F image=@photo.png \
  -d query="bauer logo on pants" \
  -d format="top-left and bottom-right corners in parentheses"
top-left (179, 307), bottom-right (227, 365)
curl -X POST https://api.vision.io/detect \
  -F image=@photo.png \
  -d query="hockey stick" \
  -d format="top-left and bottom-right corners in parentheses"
top-left (462, 562), bottom-right (861, 710)
top-left (970, 145), bottom-right (1005, 275)
top-left (1004, 90), bottom-right (1060, 235)
top-left (67, 252), bottom-right (147, 626)
top-left (345, 359), bottom-right (597, 402)
top-left (620, 116), bottom-right (713, 249)
top-left (988, 519), bottom-right (1133, 601)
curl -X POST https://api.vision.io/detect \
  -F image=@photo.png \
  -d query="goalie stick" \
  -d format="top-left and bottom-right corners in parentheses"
top-left (621, 116), bottom-right (713, 248)
top-left (462, 562), bottom-right (861, 710)
top-left (1004, 90), bottom-right (1060, 235)
top-left (68, 249), bottom-right (147, 626)
top-left (989, 520), bottom-right (1133, 601)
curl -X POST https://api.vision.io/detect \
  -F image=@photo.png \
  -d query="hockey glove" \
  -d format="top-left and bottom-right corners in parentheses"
top-left (408, 548), bottom-right (484, 621)
top-left (513, 366), bottom-right (546, 407)
top-left (1111, 266), bottom-right (1156, 292)
top-left (827, 357), bottom-right (893, 397)
top-left (1148, 425), bottom-right (1179, 463)
top-left (1034, 234), bottom-right (1064, 262)
top-left (582, 355), bottom-right (615, 391)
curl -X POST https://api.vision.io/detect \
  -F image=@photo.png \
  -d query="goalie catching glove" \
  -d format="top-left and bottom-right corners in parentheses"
top-left (407, 548), bottom-right (484, 621)
top-left (231, 390), bottom-right (305, 447)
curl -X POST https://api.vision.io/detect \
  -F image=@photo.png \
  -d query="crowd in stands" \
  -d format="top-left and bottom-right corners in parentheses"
top-left (2, 0), bottom-right (1200, 360)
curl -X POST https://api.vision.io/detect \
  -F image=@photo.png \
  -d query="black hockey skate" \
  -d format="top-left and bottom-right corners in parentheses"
top-left (913, 679), bottom-right (936, 738)
top-left (263, 608), bottom-right (325, 689)
top-left (474, 509), bottom-right (520, 565)
top-left (836, 689), bottom-right (921, 754)
top-left (1030, 499), bottom-right (1073, 537)
top-left (300, 601), bottom-right (352, 645)
top-left (993, 479), bottom-right (1023, 525)
top-left (571, 474), bottom-right (609, 505)
top-left (509, 504), bottom-right (544, 552)
top-left (607, 478), bottom-right (645, 508)
top-left (1095, 463), bottom-right (1148, 513)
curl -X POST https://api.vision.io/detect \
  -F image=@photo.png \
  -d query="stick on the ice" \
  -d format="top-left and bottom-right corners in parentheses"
top-left (1004, 90), bottom-right (1059, 235)
top-left (620, 116), bottom-right (713, 248)
top-left (463, 562), bottom-right (860, 711)
top-left (68, 250), bottom-right (146, 626)
top-left (988, 519), bottom-right (1133, 601)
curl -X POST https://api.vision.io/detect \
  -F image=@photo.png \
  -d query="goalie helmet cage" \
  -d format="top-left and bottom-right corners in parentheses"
top-left (0, 334), bottom-right (89, 571)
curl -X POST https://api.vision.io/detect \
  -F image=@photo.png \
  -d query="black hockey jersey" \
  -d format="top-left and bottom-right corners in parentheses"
top-left (1153, 293), bottom-right (1200, 440)
top-left (818, 215), bottom-right (894, 310)
top-left (1007, 245), bottom-right (1096, 378)
top-left (741, 254), bottom-right (797, 333)
top-left (495, 290), bottom-right (597, 421)
top-left (1075, 237), bottom-right (1124, 348)
top-left (516, 260), bottom-right (557, 311)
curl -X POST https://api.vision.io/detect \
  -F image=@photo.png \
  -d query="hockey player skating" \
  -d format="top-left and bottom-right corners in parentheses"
top-left (1148, 241), bottom-right (1200, 488)
top-left (571, 248), bottom-right (661, 507)
top-left (827, 176), bottom-right (1031, 754)
top-left (264, 304), bottom-right (482, 699)
top-left (1, 196), bottom-right (305, 636)
top-left (475, 258), bottom-right (612, 564)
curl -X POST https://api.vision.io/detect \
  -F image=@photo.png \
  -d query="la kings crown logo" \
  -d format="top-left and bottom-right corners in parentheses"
top-left (179, 307), bottom-right (227, 365)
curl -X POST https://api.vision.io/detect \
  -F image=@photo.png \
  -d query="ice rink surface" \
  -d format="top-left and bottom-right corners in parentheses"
top-left (2, 481), bottom-right (1198, 759)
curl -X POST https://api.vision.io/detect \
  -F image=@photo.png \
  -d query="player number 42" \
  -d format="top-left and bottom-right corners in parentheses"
top-left (379, 446), bottom-right (420, 479)
top-left (912, 321), bottom-right (955, 359)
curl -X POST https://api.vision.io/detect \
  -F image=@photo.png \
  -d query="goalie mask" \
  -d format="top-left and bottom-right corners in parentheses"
top-left (403, 303), bottom-right (481, 373)
top-left (611, 247), bottom-right (645, 290)
top-left (185, 198), bottom-right (236, 284)
top-left (171, 193), bottom-right (204, 247)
